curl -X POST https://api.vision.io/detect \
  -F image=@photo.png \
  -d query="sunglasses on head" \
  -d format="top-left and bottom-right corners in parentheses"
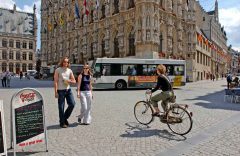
top-left (83, 67), bottom-right (89, 69)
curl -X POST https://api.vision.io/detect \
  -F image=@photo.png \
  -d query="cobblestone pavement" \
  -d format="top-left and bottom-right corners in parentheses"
top-left (0, 78), bottom-right (240, 156)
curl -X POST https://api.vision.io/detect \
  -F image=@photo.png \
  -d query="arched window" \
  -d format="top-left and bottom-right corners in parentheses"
top-left (9, 40), bottom-right (14, 47)
top-left (16, 40), bottom-right (20, 48)
top-left (29, 52), bottom-right (33, 60)
top-left (23, 52), bottom-right (27, 60)
top-left (22, 63), bottom-right (27, 72)
top-left (28, 64), bottom-right (33, 70)
top-left (90, 43), bottom-right (94, 60)
top-left (16, 51), bottom-right (20, 60)
top-left (2, 50), bottom-right (7, 59)
top-left (9, 63), bottom-right (14, 72)
top-left (90, 9), bottom-right (94, 23)
top-left (29, 41), bottom-right (33, 49)
top-left (2, 39), bottom-right (7, 47)
top-left (23, 41), bottom-right (27, 49)
top-left (146, 16), bottom-right (151, 27)
top-left (128, 33), bottom-right (135, 56)
top-left (9, 51), bottom-right (13, 59)
top-left (101, 40), bottom-right (106, 57)
top-left (128, 0), bottom-right (135, 9)
top-left (16, 63), bottom-right (20, 74)
top-left (1, 62), bottom-right (7, 72)
top-left (101, 4), bottom-right (106, 19)
top-left (159, 33), bottom-right (163, 52)
top-left (113, 37), bottom-right (119, 57)
top-left (113, 0), bottom-right (119, 14)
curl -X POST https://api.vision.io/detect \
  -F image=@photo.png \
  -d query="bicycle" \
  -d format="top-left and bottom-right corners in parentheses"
top-left (134, 91), bottom-right (193, 135)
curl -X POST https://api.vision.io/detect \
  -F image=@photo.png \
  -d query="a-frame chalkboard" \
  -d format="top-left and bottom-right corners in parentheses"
top-left (11, 88), bottom-right (48, 156)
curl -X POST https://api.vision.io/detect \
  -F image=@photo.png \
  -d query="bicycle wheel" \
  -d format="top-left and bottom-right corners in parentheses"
top-left (134, 101), bottom-right (154, 125)
top-left (166, 105), bottom-right (193, 135)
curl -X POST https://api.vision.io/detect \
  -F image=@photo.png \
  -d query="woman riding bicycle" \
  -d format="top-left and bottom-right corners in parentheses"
top-left (147, 64), bottom-right (174, 118)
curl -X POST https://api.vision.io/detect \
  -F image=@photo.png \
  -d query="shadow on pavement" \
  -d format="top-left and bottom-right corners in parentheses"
top-left (186, 90), bottom-right (240, 111)
top-left (93, 87), bottom-right (182, 91)
top-left (47, 122), bottom-right (79, 130)
top-left (7, 151), bottom-right (46, 156)
top-left (120, 122), bottom-right (186, 141)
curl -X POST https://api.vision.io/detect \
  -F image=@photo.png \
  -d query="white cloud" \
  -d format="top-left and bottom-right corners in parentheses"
top-left (0, 0), bottom-right (15, 9)
top-left (219, 7), bottom-right (240, 48)
top-left (0, 0), bottom-right (21, 10)
top-left (219, 8), bottom-right (240, 32)
top-left (233, 47), bottom-right (240, 52)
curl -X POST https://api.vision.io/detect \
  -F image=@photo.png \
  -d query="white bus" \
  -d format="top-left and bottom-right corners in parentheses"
top-left (91, 58), bottom-right (186, 89)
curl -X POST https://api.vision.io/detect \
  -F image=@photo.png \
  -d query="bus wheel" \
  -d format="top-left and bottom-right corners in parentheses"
top-left (115, 80), bottom-right (127, 90)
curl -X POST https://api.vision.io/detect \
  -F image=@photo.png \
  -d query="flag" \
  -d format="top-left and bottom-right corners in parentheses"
top-left (95, 0), bottom-right (100, 10)
top-left (75, 1), bottom-right (80, 19)
top-left (48, 22), bottom-right (52, 31)
top-left (59, 13), bottom-right (64, 26)
top-left (84, 0), bottom-right (89, 15)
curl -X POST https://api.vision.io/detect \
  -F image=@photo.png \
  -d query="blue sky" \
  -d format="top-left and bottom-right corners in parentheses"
top-left (1, 0), bottom-right (240, 51)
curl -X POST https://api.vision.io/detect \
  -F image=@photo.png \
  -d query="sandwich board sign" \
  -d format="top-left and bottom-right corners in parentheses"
top-left (0, 100), bottom-right (7, 156)
top-left (11, 88), bottom-right (48, 156)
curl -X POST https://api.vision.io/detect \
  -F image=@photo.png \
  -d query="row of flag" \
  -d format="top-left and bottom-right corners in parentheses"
top-left (47, 0), bottom-right (100, 31)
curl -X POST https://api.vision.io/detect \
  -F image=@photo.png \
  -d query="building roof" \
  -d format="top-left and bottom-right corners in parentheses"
top-left (207, 10), bottom-right (215, 15)
top-left (0, 7), bottom-right (35, 36)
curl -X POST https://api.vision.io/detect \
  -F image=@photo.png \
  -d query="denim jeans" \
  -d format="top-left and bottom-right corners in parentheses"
top-left (57, 89), bottom-right (75, 125)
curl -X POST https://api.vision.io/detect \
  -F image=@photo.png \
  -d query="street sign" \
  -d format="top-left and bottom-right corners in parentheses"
top-left (0, 100), bottom-right (7, 156)
top-left (11, 88), bottom-right (48, 156)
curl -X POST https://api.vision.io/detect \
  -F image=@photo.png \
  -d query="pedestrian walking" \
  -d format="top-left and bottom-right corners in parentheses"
top-left (20, 71), bottom-right (23, 80)
top-left (6, 71), bottom-right (11, 87)
top-left (0, 72), bottom-right (6, 87)
top-left (77, 64), bottom-right (93, 125)
top-left (212, 74), bottom-right (215, 81)
top-left (1, 71), bottom-right (7, 87)
top-left (226, 74), bottom-right (232, 89)
top-left (54, 57), bottom-right (76, 128)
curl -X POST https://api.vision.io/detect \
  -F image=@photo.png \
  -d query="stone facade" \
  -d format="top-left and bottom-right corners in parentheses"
top-left (41, 0), bottom-right (229, 82)
top-left (0, 5), bottom-right (37, 74)
top-left (192, 0), bottom-right (229, 81)
top-left (41, 0), bottom-right (195, 65)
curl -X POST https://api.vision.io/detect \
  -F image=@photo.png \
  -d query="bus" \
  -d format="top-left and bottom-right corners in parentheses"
top-left (91, 58), bottom-right (186, 89)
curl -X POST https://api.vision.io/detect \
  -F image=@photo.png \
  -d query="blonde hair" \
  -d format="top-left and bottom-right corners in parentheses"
top-left (157, 64), bottom-right (166, 74)
top-left (59, 57), bottom-right (70, 68)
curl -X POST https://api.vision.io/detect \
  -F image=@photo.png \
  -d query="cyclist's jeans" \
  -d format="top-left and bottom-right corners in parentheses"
top-left (57, 89), bottom-right (75, 125)
top-left (151, 91), bottom-right (173, 112)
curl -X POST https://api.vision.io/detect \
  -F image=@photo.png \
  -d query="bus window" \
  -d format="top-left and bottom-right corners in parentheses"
top-left (136, 65), bottom-right (143, 76)
top-left (110, 64), bottom-right (121, 76)
top-left (148, 65), bottom-right (157, 75)
top-left (123, 65), bottom-right (135, 75)
top-left (143, 65), bottom-right (148, 75)
top-left (166, 65), bottom-right (174, 76)
top-left (94, 63), bottom-right (101, 77)
top-left (101, 64), bottom-right (111, 76)
top-left (174, 65), bottom-right (184, 76)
